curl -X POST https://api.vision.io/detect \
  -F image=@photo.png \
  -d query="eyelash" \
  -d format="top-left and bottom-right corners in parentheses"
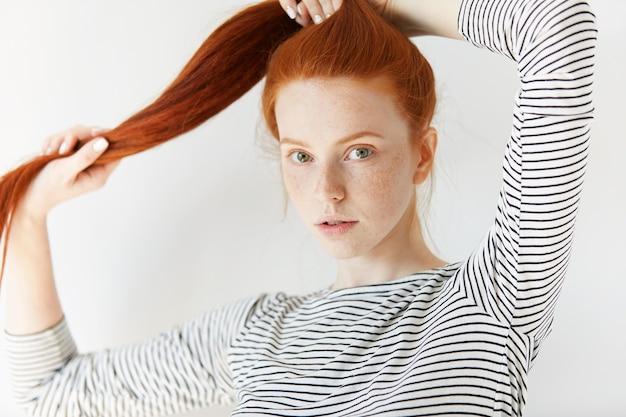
top-left (288, 147), bottom-right (374, 164)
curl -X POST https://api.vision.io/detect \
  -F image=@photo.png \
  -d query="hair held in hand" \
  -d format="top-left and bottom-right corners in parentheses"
top-left (0, 0), bottom-right (435, 282)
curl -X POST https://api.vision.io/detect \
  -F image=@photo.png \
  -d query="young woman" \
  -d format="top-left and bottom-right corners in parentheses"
top-left (2, 0), bottom-right (596, 415)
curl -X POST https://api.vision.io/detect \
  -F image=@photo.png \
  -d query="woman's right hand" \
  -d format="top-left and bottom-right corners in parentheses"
top-left (17, 125), bottom-right (119, 221)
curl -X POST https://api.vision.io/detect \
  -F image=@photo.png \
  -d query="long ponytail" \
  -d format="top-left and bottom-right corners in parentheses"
top-left (0, 1), bottom-right (300, 281)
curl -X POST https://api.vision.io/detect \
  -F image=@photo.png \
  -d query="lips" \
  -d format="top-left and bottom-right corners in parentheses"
top-left (315, 218), bottom-right (358, 236)
top-left (315, 216), bottom-right (355, 225)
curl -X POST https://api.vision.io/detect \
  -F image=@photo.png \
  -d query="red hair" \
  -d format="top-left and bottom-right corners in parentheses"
top-left (0, 0), bottom-right (435, 282)
top-left (263, 0), bottom-right (435, 137)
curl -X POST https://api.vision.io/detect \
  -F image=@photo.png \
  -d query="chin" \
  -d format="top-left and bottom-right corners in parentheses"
top-left (318, 242), bottom-right (365, 260)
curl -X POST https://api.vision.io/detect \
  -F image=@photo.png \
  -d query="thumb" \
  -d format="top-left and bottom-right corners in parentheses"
top-left (67, 137), bottom-right (109, 175)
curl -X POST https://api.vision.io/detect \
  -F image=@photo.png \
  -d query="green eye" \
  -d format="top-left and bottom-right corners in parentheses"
top-left (348, 147), bottom-right (373, 160)
top-left (291, 151), bottom-right (311, 163)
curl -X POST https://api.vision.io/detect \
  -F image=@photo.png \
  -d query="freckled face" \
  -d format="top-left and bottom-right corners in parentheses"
top-left (275, 77), bottom-right (423, 260)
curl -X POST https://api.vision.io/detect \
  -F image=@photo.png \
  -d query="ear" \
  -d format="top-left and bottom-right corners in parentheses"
top-left (412, 126), bottom-right (437, 185)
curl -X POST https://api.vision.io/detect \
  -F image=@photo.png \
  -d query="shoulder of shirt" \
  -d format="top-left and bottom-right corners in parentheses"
top-left (243, 261), bottom-right (464, 317)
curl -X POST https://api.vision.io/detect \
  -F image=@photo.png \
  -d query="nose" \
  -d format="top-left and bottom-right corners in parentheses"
top-left (314, 162), bottom-right (345, 203)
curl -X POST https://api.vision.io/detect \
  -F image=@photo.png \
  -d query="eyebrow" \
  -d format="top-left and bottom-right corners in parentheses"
top-left (279, 130), bottom-right (384, 147)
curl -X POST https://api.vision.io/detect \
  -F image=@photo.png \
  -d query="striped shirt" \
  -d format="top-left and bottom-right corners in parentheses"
top-left (5, 0), bottom-right (597, 415)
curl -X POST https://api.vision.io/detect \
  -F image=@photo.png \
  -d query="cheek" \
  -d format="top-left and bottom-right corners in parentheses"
top-left (282, 165), bottom-right (310, 205)
top-left (353, 154), bottom-right (415, 221)
top-left (363, 153), bottom-right (413, 196)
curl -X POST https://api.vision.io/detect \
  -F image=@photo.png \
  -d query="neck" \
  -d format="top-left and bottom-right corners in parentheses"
top-left (331, 219), bottom-right (446, 291)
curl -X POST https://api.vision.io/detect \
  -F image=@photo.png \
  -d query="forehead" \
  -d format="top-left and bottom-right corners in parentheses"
top-left (274, 77), bottom-right (408, 141)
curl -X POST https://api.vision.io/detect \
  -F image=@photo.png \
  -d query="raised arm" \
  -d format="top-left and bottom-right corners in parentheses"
top-left (456, 0), bottom-right (596, 343)
top-left (4, 127), bottom-right (116, 336)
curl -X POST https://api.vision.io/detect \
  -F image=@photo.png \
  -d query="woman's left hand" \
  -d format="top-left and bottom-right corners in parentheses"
top-left (279, 0), bottom-right (390, 26)
top-left (279, 0), bottom-right (343, 26)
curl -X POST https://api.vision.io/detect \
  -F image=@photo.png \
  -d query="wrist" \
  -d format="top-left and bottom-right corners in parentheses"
top-left (10, 205), bottom-right (48, 231)
top-left (383, 0), bottom-right (465, 39)
top-left (383, 0), bottom-right (429, 37)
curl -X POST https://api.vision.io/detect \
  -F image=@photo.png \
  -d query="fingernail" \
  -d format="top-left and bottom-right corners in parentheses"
top-left (91, 127), bottom-right (106, 135)
top-left (59, 141), bottom-right (69, 155)
top-left (92, 137), bottom-right (109, 152)
top-left (297, 3), bottom-right (303, 16)
top-left (45, 147), bottom-right (53, 155)
top-left (313, 14), bottom-right (323, 24)
top-left (286, 6), bottom-right (297, 19)
top-left (326, 13), bottom-right (332, 18)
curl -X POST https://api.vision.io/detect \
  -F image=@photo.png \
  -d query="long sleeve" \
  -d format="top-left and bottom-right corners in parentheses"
top-left (5, 296), bottom-right (260, 417)
top-left (457, 0), bottom-right (596, 348)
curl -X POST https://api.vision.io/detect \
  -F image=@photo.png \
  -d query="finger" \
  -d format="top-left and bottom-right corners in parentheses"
top-left (292, 2), bottom-right (311, 26)
top-left (46, 125), bottom-right (94, 146)
top-left (91, 126), bottom-right (110, 136)
top-left (64, 137), bottom-right (109, 180)
top-left (42, 136), bottom-right (53, 155)
top-left (43, 125), bottom-right (102, 155)
top-left (300, 0), bottom-right (332, 24)
top-left (280, 0), bottom-right (298, 20)
top-left (318, 0), bottom-right (338, 17)
top-left (46, 131), bottom-right (82, 156)
top-left (59, 133), bottom-right (80, 155)
top-left (332, 0), bottom-right (343, 14)
top-left (299, 0), bottom-right (321, 24)
top-left (44, 134), bottom-right (69, 155)
top-left (70, 126), bottom-right (110, 154)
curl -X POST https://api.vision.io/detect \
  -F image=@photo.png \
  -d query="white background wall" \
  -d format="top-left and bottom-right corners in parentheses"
top-left (0, 1), bottom-right (623, 416)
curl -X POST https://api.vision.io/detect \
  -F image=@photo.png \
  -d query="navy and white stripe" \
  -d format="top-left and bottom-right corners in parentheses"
top-left (5, 0), bottom-right (596, 415)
